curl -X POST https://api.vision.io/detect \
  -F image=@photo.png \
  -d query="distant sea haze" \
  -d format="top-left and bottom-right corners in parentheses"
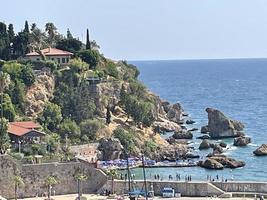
top-left (129, 58), bottom-right (267, 181)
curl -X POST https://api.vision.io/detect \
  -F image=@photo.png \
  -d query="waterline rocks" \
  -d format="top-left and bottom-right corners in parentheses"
top-left (201, 125), bottom-right (209, 134)
top-left (172, 131), bottom-right (193, 140)
top-left (166, 102), bottom-right (184, 124)
top-left (197, 135), bottom-right (210, 140)
top-left (199, 155), bottom-right (245, 169)
top-left (153, 118), bottom-right (182, 133)
top-left (253, 144), bottom-right (267, 156)
top-left (234, 136), bottom-right (251, 146)
top-left (203, 108), bottom-right (245, 138)
top-left (199, 139), bottom-right (210, 150)
top-left (186, 119), bottom-right (195, 124)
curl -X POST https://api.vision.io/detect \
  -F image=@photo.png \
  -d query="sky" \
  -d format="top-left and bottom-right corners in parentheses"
top-left (1, 0), bottom-right (267, 60)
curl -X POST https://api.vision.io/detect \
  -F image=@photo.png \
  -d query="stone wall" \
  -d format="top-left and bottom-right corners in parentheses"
top-left (0, 155), bottom-right (107, 199)
top-left (101, 180), bottom-right (267, 197)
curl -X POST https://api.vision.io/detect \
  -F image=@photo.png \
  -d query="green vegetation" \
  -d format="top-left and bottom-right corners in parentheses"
top-left (13, 175), bottom-right (24, 200)
top-left (45, 175), bottom-right (58, 200)
top-left (0, 20), bottom-right (159, 159)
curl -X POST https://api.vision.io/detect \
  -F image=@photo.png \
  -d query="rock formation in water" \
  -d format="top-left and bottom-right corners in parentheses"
top-left (172, 131), bottom-right (193, 140)
top-left (253, 144), bottom-right (267, 156)
top-left (202, 108), bottom-right (245, 138)
top-left (199, 139), bottom-right (210, 150)
top-left (199, 155), bottom-right (245, 169)
top-left (234, 136), bottom-right (251, 146)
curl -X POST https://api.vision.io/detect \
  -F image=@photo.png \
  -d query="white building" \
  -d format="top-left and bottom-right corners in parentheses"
top-left (26, 47), bottom-right (73, 65)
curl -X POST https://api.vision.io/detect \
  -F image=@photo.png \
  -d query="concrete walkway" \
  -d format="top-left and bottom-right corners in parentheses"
top-left (17, 194), bottom-right (255, 200)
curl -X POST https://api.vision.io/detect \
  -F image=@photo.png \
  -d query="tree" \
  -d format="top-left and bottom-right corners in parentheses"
top-left (74, 173), bottom-right (88, 200)
top-left (58, 118), bottom-right (81, 142)
top-left (0, 118), bottom-right (10, 154)
top-left (45, 22), bottom-right (57, 47)
top-left (8, 24), bottom-right (15, 43)
top-left (13, 175), bottom-right (24, 200)
top-left (29, 25), bottom-right (47, 55)
top-left (113, 128), bottom-right (134, 153)
top-left (106, 106), bottom-right (111, 125)
top-left (20, 64), bottom-right (35, 86)
top-left (86, 28), bottom-right (91, 50)
top-left (0, 22), bottom-right (10, 60)
top-left (106, 169), bottom-right (118, 194)
top-left (67, 28), bottom-right (73, 39)
top-left (78, 49), bottom-right (100, 69)
top-left (56, 38), bottom-right (82, 54)
top-left (24, 21), bottom-right (30, 33)
top-left (79, 119), bottom-right (104, 141)
top-left (9, 79), bottom-right (26, 114)
top-left (45, 175), bottom-right (58, 200)
top-left (38, 102), bottom-right (62, 131)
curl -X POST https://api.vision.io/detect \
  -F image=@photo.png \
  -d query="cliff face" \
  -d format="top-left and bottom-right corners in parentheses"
top-left (25, 68), bottom-right (55, 118)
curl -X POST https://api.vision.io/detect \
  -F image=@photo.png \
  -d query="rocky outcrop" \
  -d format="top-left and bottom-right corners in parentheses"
top-left (166, 103), bottom-right (184, 124)
top-left (173, 131), bottom-right (193, 140)
top-left (153, 118), bottom-right (182, 133)
top-left (98, 138), bottom-right (123, 160)
top-left (25, 68), bottom-right (55, 117)
top-left (234, 136), bottom-right (251, 146)
top-left (210, 143), bottom-right (224, 154)
top-left (199, 156), bottom-right (245, 169)
top-left (199, 139), bottom-right (210, 150)
top-left (219, 142), bottom-right (227, 148)
top-left (204, 108), bottom-right (245, 138)
top-left (151, 144), bottom-right (188, 161)
top-left (197, 135), bottom-right (210, 140)
top-left (201, 125), bottom-right (209, 134)
top-left (186, 119), bottom-right (195, 124)
top-left (198, 159), bottom-right (224, 169)
top-left (253, 144), bottom-right (267, 156)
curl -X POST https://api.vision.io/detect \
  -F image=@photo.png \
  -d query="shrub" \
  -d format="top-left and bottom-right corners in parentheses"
top-left (79, 119), bottom-right (104, 141)
top-left (69, 58), bottom-right (89, 73)
top-left (78, 49), bottom-right (100, 69)
top-left (113, 127), bottom-right (134, 153)
top-left (58, 118), bottom-right (81, 141)
top-left (104, 61), bottom-right (119, 78)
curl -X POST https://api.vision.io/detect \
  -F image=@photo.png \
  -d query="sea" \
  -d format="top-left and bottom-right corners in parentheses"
top-left (127, 58), bottom-right (267, 181)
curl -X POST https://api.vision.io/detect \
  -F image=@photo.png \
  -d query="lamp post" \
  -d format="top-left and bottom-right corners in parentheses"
top-left (141, 153), bottom-right (148, 200)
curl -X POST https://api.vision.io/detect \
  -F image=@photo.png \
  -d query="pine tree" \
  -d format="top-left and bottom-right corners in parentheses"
top-left (67, 28), bottom-right (73, 39)
top-left (106, 106), bottom-right (111, 125)
top-left (86, 29), bottom-right (91, 50)
top-left (24, 21), bottom-right (29, 33)
top-left (8, 24), bottom-right (15, 42)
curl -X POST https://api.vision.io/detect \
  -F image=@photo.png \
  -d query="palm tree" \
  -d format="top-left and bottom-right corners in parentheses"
top-left (45, 23), bottom-right (57, 47)
top-left (45, 175), bottom-right (58, 200)
top-left (106, 169), bottom-right (118, 194)
top-left (74, 173), bottom-right (88, 200)
top-left (13, 175), bottom-right (24, 200)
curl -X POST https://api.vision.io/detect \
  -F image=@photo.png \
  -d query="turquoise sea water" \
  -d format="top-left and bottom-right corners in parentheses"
top-left (128, 59), bottom-right (267, 181)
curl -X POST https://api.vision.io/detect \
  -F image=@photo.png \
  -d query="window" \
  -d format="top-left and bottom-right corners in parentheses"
top-left (51, 58), bottom-right (54, 61)
top-left (36, 58), bottom-right (40, 61)
top-left (66, 57), bottom-right (69, 63)
top-left (57, 58), bottom-right (60, 63)
top-left (62, 57), bottom-right (66, 63)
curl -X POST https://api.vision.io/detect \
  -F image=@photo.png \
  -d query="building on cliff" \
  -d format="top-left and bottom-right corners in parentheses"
top-left (26, 47), bottom-right (73, 65)
top-left (8, 121), bottom-right (46, 145)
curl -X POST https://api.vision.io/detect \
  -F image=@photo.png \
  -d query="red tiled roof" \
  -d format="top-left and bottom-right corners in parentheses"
top-left (10, 121), bottom-right (41, 129)
top-left (8, 121), bottom-right (45, 137)
top-left (26, 48), bottom-right (73, 56)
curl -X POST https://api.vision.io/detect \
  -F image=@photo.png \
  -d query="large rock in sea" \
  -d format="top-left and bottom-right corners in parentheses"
top-left (234, 136), bottom-right (251, 146)
top-left (199, 156), bottom-right (245, 169)
top-left (253, 144), bottom-right (267, 156)
top-left (166, 103), bottom-right (184, 124)
top-left (98, 138), bottom-right (123, 160)
top-left (199, 139), bottom-right (210, 150)
top-left (173, 131), bottom-right (193, 139)
top-left (204, 108), bottom-right (245, 138)
top-left (198, 159), bottom-right (224, 170)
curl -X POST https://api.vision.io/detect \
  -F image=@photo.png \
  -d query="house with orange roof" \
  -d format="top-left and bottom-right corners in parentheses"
top-left (8, 121), bottom-right (46, 144)
top-left (26, 47), bottom-right (73, 65)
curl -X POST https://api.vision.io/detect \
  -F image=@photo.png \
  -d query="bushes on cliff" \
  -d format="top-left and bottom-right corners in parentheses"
top-left (0, 94), bottom-right (16, 121)
top-left (113, 127), bottom-right (135, 153)
top-left (78, 49), bottom-right (100, 69)
top-left (0, 118), bottom-right (10, 154)
top-left (79, 119), bottom-right (104, 141)
top-left (38, 102), bottom-right (63, 131)
top-left (103, 61), bottom-right (119, 79)
top-left (58, 118), bottom-right (81, 142)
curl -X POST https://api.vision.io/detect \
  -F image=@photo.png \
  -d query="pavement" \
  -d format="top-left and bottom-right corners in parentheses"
top-left (17, 194), bottom-right (255, 200)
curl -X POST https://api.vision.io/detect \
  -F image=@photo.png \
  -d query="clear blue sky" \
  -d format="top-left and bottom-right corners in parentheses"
top-left (1, 0), bottom-right (267, 60)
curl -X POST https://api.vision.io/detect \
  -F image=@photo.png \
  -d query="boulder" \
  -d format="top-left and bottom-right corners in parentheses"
top-left (186, 152), bottom-right (200, 159)
top-left (199, 139), bottom-right (210, 150)
top-left (219, 142), bottom-right (227, 148)
top-left (197, 135), bottom-right (210, 140)
top-left (98, 137), bottom-right (123, 160)
top-left (173, 131), bottom-right (193, 140)
top-left (186, 119), bottom-right (196, 125)
top-left (253, 144), bottom-right (267, 156)
top-left (201, 125), bottom-right (209, 134)
top-left (161, 101), bottom-right (171, 113)
top-left (153, 118), bottom-right (183, 133)
top-left (210, 143), bottom-right (223, 154)
top-left (204, 108), bottom-right (245, 138)
top-left (234, 136), bottom-right (251, 146)
top-left (198, 159), bottom-right (224, 170)
top-left (167, 103), bottom-right (184, 123)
